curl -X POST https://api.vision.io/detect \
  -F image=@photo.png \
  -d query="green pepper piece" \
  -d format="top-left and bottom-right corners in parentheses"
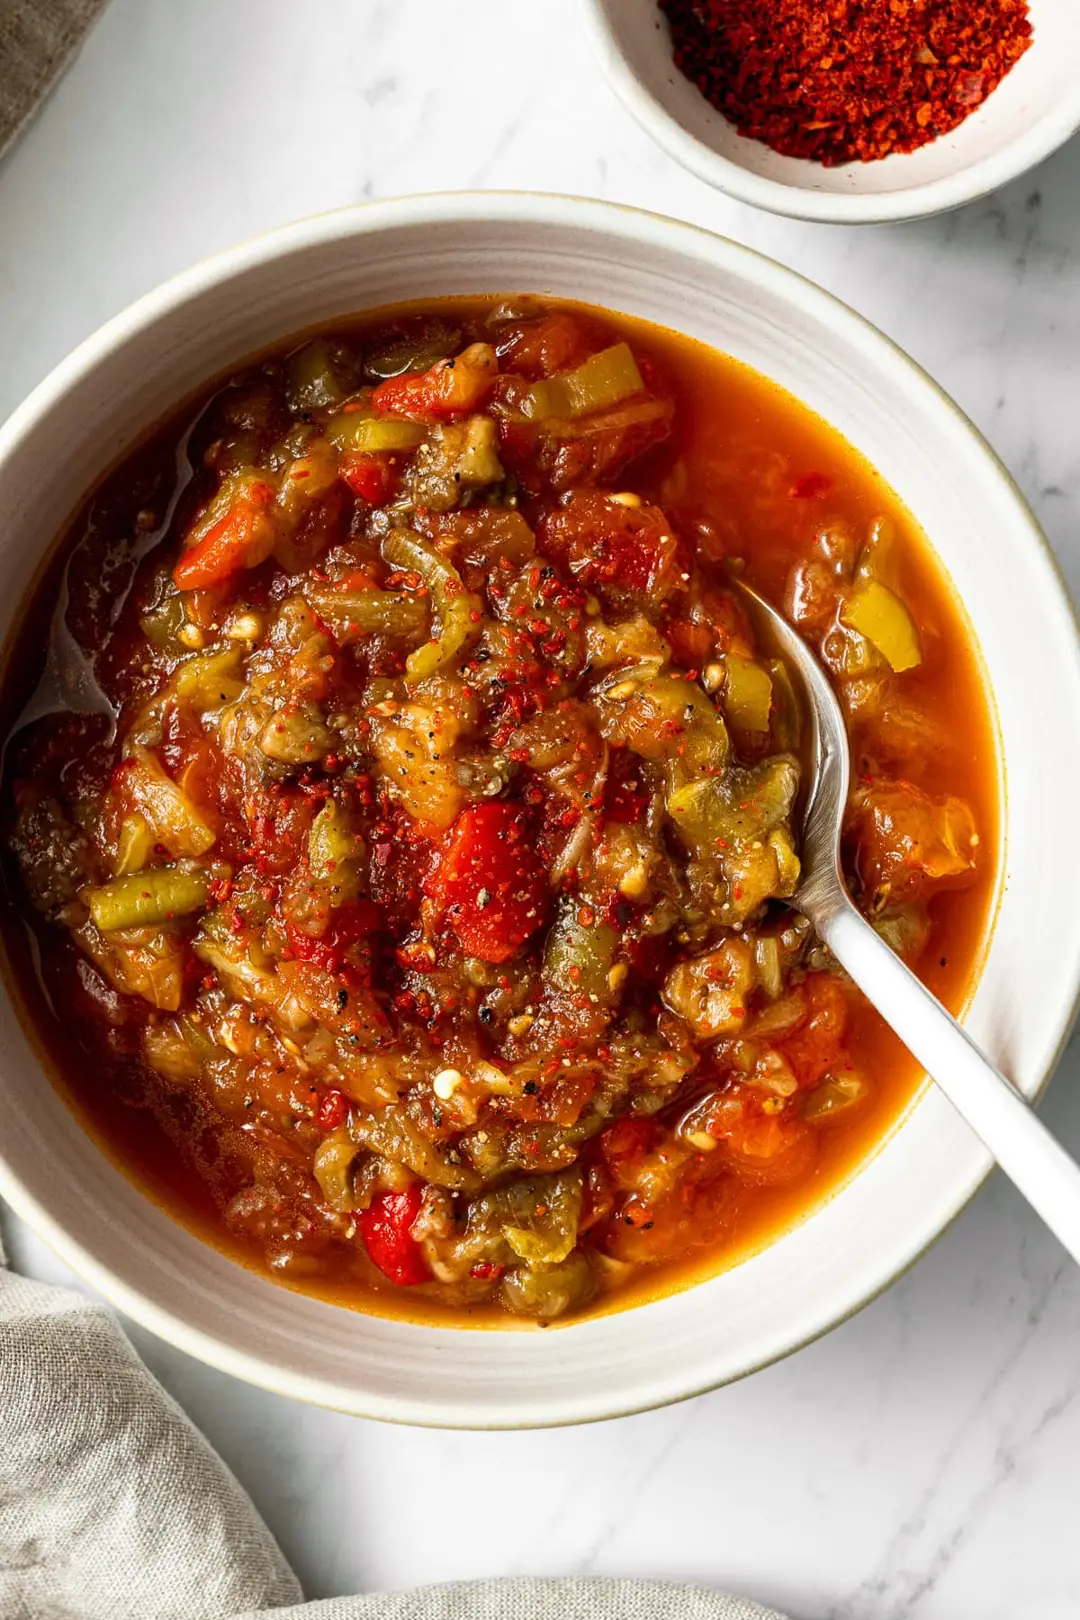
top-left (721, 654), bottom-right (773, 733)
top-left (85, 865), bottom-right (210, 931)
top-left (382, 529), bottom-right (482, 680)
top-left (544, 898), bottom-right (621, 1006)
top-left (840, 580), bottom-right (921, 673)
top-left (523, 344), bottom-right (645, 420)
top-left (325, 414), bottom-right (427, 454)
top-left (306, 588), bottom-right (429, 644)
top-left (286, 339), bottom-right (345, 410)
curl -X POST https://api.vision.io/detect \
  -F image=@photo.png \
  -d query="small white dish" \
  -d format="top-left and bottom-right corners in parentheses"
top-left (2, 193), bottom-right (1080, 1426)
top-left (584, 0), bottom-right (1080, 223)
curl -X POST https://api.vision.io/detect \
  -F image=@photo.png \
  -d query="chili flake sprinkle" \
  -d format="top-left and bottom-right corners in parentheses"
top-left (660, 0), bottom-right (1033, 166)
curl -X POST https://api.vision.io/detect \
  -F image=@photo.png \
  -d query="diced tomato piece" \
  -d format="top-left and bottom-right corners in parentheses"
top-left (665, 618), bottom-right (711, 669)
top-left (246, 789), bottom-right (317, 876)
top-left (167, 735), bottom-right (249, 865)
top-left (370, 342), bottom-right (497, 423)
top-left (282, 926), bottom-right (332, 968)
top-left (548, 1071), bottom-right (598, 1128)
top-left (173, 482), bottom-right (276, 590)
top-left (539, 492), bottom-right (688, 601)
top-left (848, 781), bottom-right (978, 905)
top-left (778, 974), bottom-right (849, 1087)
top-left (340, 452), bottom-right (398, 505)
top-left (599, 1118), bottom-right (657, 1160)
top-left (664, 585), bottom-right (749, 669)
top-left (175, 735), bottom-right (230, 819)
top-left (709, 1099), bottom-right (817, 1185)
top-left (424, 801), bottom-right (548, 964)
top-left (357, 1186), bottom-right (429, 1286)
top-left (494, 312), bottom-right (609, 380)
top-left (284, 899), bottom-right (380, 972)
top-left (494, 369), bottom-right (674, 496)
top-left (598, 1117), bottom-right (659, 1191)
top-left (316, 1088), bottom-right (348, 1130)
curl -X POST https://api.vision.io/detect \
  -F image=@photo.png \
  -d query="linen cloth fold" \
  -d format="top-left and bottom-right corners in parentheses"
top-left (0, 1245), bottom-right (792, 1620)
top-left (0, 0), bottom-right (106, 160)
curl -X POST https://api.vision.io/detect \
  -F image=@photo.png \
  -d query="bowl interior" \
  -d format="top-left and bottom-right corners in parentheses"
top-left (589, 0), bottom-right (1080, 214)
top-left (2, 196), bottom-right (1080, 1425)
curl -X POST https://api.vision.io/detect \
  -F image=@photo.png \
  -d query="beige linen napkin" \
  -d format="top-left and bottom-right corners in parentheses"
top-left (0, 1241), bottom-right (793, 1620)
top-left (0, 0), bottom-right (106, 160)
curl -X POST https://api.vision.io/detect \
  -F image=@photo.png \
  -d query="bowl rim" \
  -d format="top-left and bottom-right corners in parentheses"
top-left (3, 190), bottom-right (1080, 1426)
top-left (582, 0), bottom-right (1080, 224)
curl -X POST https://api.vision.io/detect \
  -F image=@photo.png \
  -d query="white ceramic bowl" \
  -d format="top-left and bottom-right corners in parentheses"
top-left (584, 0), bottom-right (1080, 223)
top-left (2, 194), bottom-right (1080, 1427)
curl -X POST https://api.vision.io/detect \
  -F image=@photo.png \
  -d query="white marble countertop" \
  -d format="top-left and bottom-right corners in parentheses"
top-left (2, 2), bottom-right (1080, 1615)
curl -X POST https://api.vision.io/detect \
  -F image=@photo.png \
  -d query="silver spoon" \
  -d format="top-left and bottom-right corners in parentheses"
top-left (733, 576), bottom-right (1080, 1264)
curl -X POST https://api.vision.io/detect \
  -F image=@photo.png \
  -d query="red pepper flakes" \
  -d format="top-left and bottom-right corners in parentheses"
top-left (470, 1261), bottom-right (505, 1281)
top-left (660, 0), bottom-right (1033, 166)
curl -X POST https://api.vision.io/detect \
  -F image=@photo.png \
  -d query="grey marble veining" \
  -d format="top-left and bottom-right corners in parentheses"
top-left (2, 1), bottom-right (1080, 1614)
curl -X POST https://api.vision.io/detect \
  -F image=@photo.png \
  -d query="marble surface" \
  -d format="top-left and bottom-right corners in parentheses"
top-left (2, 2), bottom-right (1080, 1615)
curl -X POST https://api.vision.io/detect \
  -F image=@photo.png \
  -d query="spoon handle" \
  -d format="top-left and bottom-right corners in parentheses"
top-left (818, 901), bottom-right (1080, 1265)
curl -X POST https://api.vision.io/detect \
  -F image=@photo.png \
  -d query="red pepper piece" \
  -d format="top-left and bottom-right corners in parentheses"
top-left (316, 1088), bottom-right (348, 1131)
top-left (340, 452), bottom-right (398, 506)
top-left (370, 344), bottom-right (496, 423)
top-left (173, 482), bottom-right (276, 590)
top-left (469, 1261), bottom-right (505, 1281)
top-left (357, 1186), bottom-right (429, 1286)
top-left (424, 801), bottom-right (547, 965)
